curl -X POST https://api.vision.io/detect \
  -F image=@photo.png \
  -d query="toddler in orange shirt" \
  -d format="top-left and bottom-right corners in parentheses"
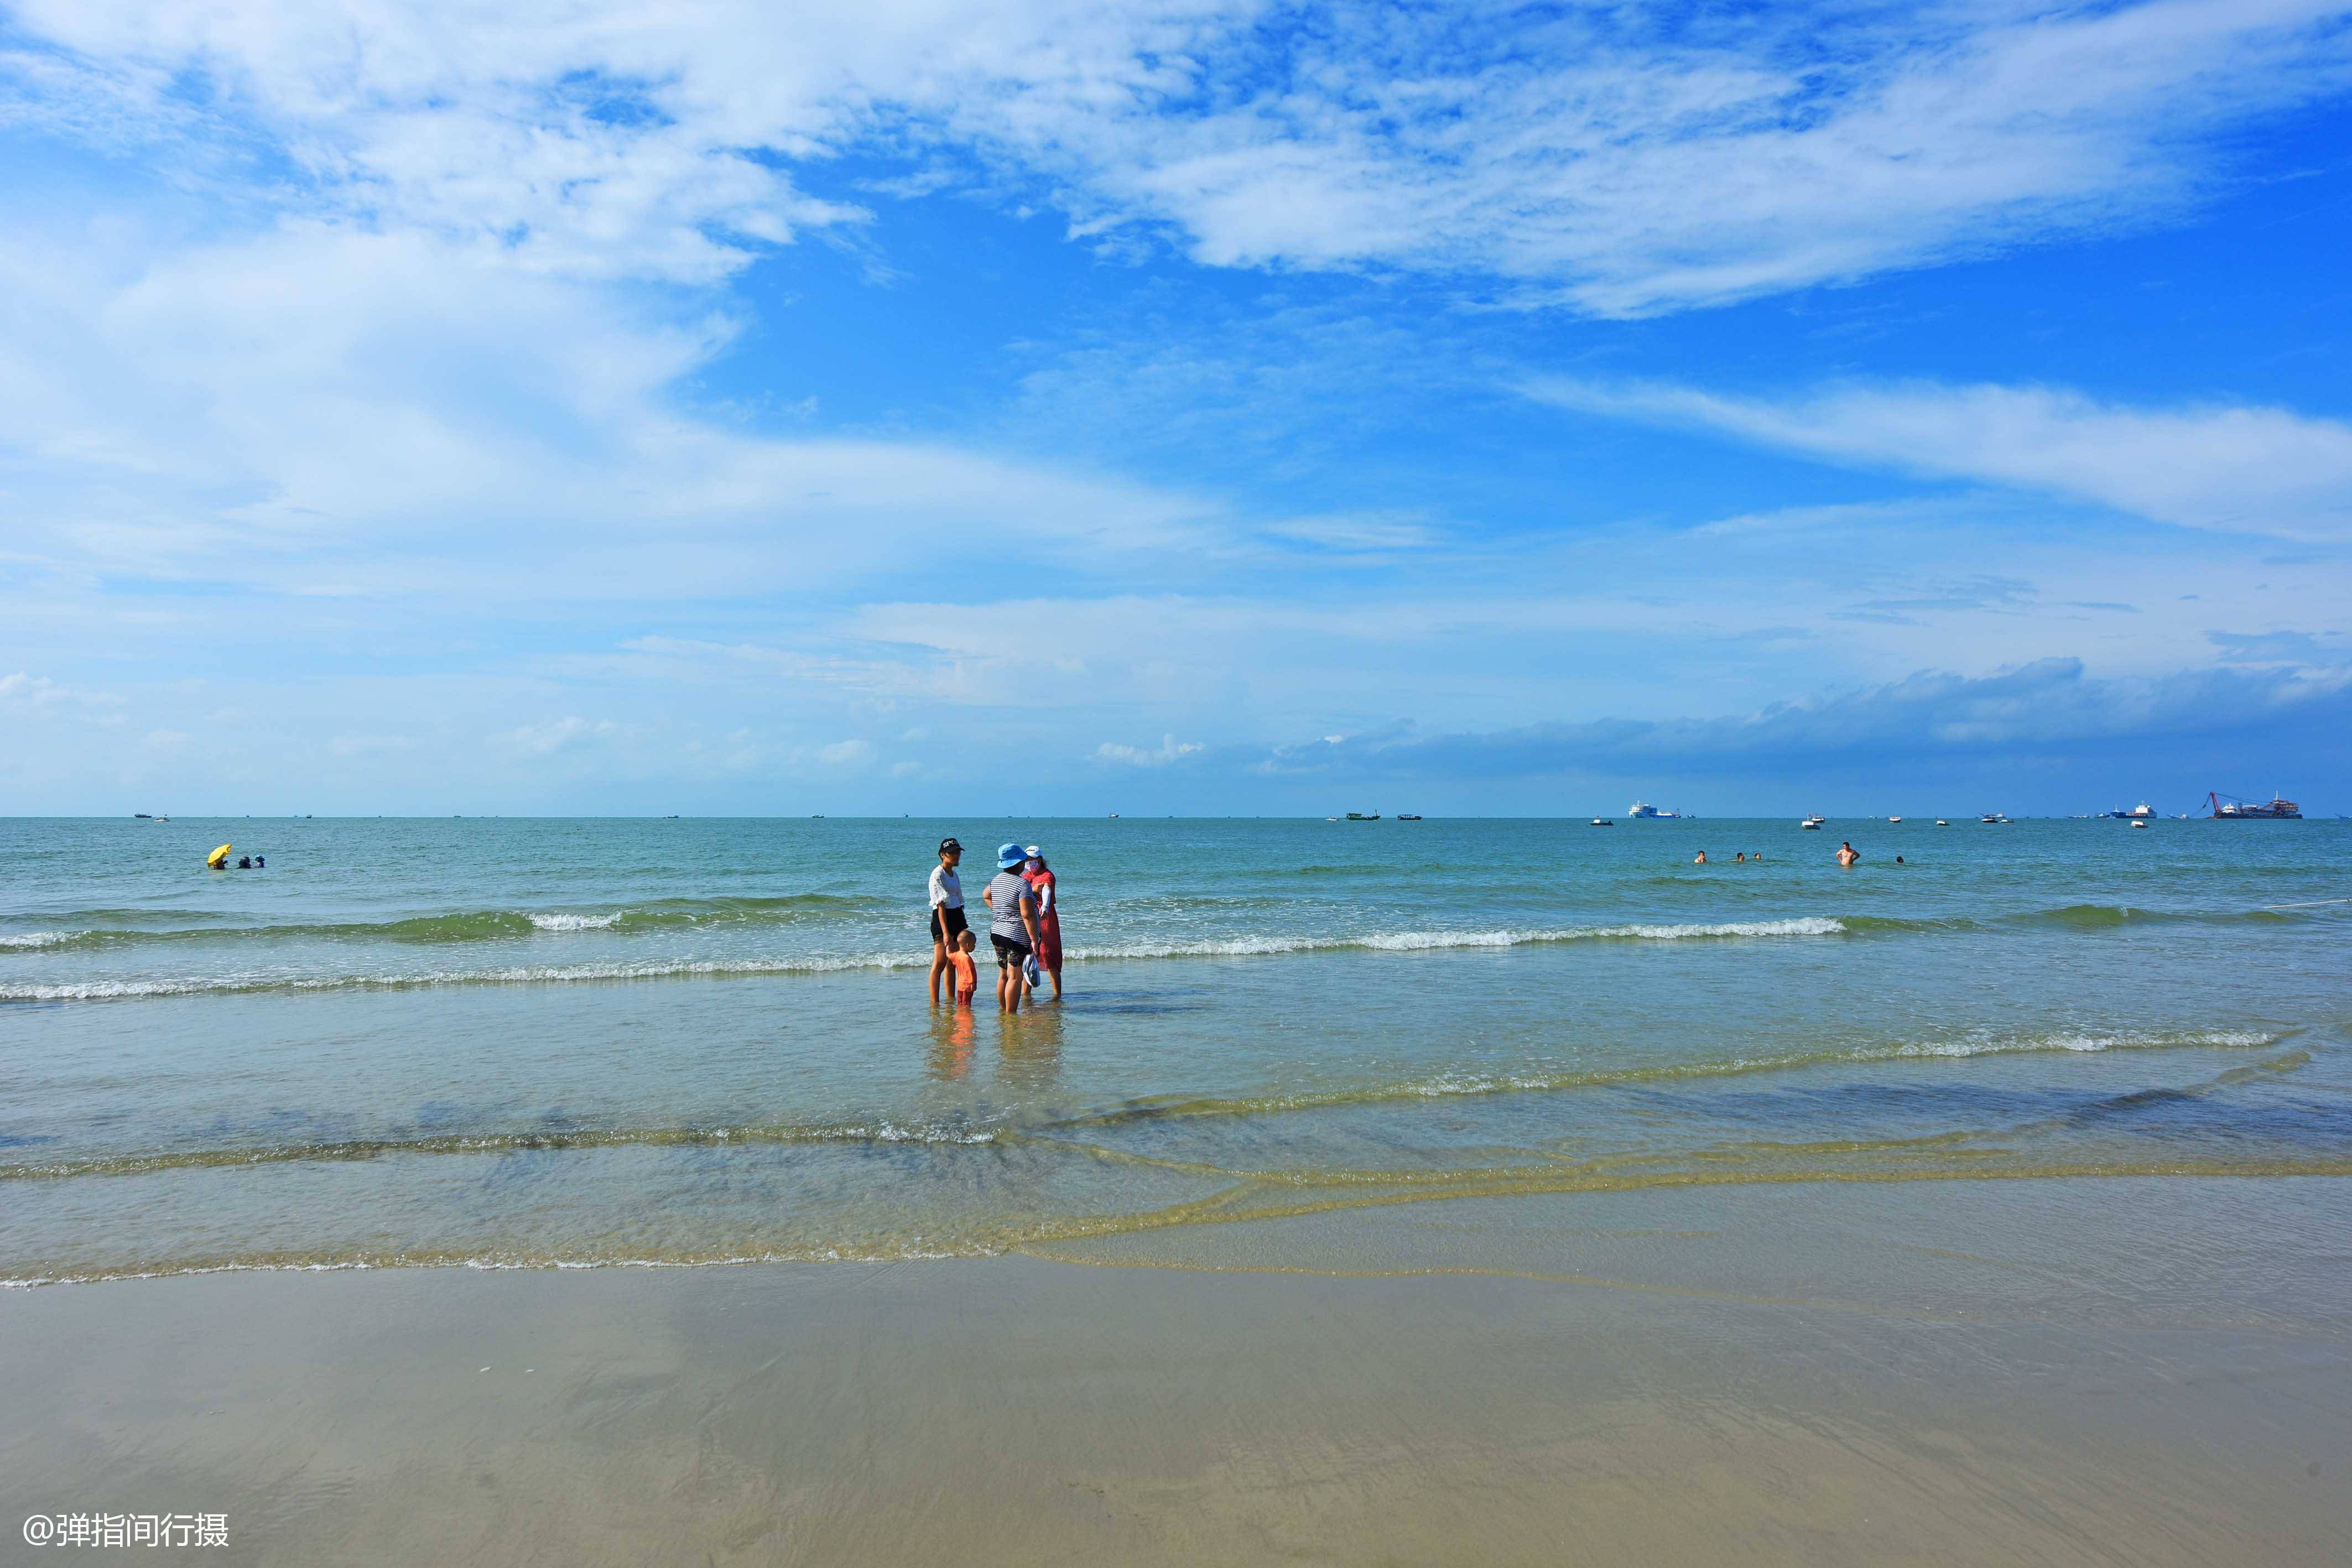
top-left (949, 930), bottom-right (980, 1006)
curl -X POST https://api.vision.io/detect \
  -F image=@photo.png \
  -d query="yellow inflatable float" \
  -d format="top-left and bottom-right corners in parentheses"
top-left (206, 843), bottom-right (232, 868)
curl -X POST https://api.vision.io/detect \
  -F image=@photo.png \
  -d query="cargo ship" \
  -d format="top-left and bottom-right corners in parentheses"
top-left (2209, 791), bottom-right (2301, 819)
top-left (1628, 801), bottom-right (1681, 819)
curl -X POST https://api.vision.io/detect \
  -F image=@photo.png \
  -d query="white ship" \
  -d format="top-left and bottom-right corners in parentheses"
top-left (1628, 801), bottom-right (1680, 819)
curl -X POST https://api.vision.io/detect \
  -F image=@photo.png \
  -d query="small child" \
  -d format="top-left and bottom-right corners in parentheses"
top-left (949, 930), bottom-right (980, 1007)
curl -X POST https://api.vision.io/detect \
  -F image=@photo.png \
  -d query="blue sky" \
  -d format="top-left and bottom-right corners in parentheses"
top-left (2, 0), bottom-right (2349, 816)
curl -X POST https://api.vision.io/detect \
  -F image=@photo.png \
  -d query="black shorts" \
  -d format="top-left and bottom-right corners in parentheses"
top-left (991, 933), bottom-right (1031, 969)
top-left (929, 905), bottom-right (969, 944)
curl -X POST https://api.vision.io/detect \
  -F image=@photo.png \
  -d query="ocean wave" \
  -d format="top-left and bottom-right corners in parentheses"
top-left (1048, 1029), bottom-right (2290, 1129)
top-left (1, 1117), bottom-right (1004, 1181)
top-left (0, 894), bottom-right (878, 955)
top-left (0, 919), bottom-right (1857, 1001)
top-left (1069, 918), bottom-right (1848, 961)
top-left (0, 952), bottom-right (933, 1001)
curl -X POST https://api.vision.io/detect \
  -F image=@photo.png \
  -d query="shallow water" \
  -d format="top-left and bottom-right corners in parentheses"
top-left (3, 814), bottom-right (2348, 1283)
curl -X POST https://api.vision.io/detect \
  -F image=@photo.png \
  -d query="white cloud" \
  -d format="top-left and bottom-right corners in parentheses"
top-left (1095, 733), bottom-right (1205, 767)
top-left (818, 738), bottom-right (873, 765)
top-left (7, 0), bottom-right (2348, 310)
top-left (1527, 377), bottom-right (2352, 541)
top-left (0, 221), bottom-right (1225, 599)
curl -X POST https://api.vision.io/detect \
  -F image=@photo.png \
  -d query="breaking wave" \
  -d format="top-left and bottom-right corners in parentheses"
top-left (0, 918), bottom-right (1851, 1001)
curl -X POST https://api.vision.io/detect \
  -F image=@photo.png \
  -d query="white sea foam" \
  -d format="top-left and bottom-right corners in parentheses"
top-left (1891, 1029), bottom-right (2278, 1059)
top-left (0, 918), bottom-right (1860, 1001)
top-left (528, 912), bottom-right (622, 931)
top-left (1071, 918), bottom-right (1846, 961)
top-left (0, 931), bottom-right (77, 949)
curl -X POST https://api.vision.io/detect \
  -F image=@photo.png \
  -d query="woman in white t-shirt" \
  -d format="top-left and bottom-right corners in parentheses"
top-left (926, 837), bottom-right (966, 1005)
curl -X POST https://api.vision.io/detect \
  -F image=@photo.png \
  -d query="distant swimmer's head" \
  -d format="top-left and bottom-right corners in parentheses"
top-left (938, 837), bottom-right (962, 865)
top-left (997, 841), bottom-right (1027, 870)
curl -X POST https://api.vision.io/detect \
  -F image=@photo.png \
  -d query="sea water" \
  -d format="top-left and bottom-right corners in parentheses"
top-left (3, 815), bottom-right (2348, 1284)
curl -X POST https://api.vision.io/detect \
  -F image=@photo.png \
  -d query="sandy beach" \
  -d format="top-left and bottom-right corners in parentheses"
top-left (8, 1176), bottom-right (2348, 1566)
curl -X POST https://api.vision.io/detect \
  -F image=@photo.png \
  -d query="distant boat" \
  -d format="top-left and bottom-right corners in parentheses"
top-left (1346, 811), bottom-right (1381, 821)
top-left (134, 812), bottom-right (150, 819)
top-left (1397, 814), bottom-right (1422, 821)
top-left (1887, 816), bottom-right (1902, 823)
top-left (2131, 820), bottom-right (2150, 829)
top-left (1591, 818), bottom-right (1614, 826)
top-left (1799, 814), bottom-right (1825, 829)
top-left (1934, 819), bottom-right (1949, 826)
top-left (2209, 791), bottom-right (2301, 820)
top-left (1980, 813), bottom-right (2013, 824)
top-left (1628, 801), bottom-right (1680, 819)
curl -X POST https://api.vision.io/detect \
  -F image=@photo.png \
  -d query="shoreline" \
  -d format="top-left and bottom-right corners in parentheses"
top-left (8, 1180), bottom-right (2348, 1565)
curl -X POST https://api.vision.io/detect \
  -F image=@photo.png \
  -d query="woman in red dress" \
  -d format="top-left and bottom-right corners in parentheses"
top-left (1021, 846), bottom-right (1063, 1001)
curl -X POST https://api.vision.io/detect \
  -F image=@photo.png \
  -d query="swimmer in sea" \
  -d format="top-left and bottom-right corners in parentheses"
top-left (1734, 852), bottom-right (1745, 863)
top-left (1693, 850), bottom-right (1708, 864)
top-left (1835, 841), bottom-right (1860, 867)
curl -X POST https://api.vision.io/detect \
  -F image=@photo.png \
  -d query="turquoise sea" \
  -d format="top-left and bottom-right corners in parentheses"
top-left (3, 815), bottom-right (2349, 1285)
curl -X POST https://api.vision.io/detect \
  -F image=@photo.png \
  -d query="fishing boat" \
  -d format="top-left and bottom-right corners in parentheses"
top-left (1799, 814), bottom-right (1825, 829)
top-left (1887, 815), bottom-right (1902, 823)
top-left (1591, 818), bottom-right (1614, 827)
top-left (1396, 814), bottom-right (1422, 821)
top-left (1980, 813), bottom-right (2011, 824)
top-left (1346, 812), bottom-right (1381, 821)
top-left (1628, 801), bottom-right (1680, 819)
top-left (1934, 819), bottom-right (1949, 826)
top-left (2209, 791), bottom-right (2301, 820)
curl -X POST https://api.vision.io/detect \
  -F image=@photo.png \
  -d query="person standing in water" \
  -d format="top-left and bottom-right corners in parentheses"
top-left (1021, 845), bottom-right (1063, 1001)
top-left (926, 837), bottom-right (967, 1006)
top-left (982, 841), bottom-right (1044, 1013)
top-left (1836, 841), bottom-right (1861, 867)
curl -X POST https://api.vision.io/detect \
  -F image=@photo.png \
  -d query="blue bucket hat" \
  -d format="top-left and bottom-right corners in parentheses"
top-left (996, 841), bottom-right (1027, 869)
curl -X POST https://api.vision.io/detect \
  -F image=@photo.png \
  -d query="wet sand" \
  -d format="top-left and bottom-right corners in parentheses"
top-left (6, 1180), bottom-right (2349, 1566)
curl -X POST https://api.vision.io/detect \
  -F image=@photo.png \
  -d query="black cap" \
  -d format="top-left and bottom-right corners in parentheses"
top-left (939, 837), bottom-right (962, 854)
